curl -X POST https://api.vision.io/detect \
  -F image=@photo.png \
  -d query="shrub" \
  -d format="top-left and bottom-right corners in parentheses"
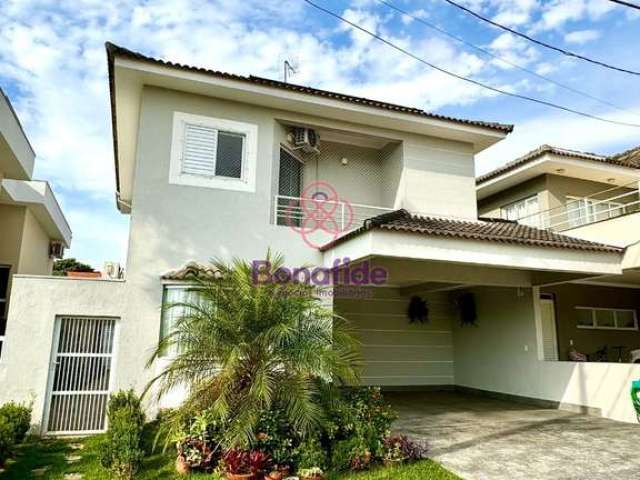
top-left (324, 387), bottom-right (396, 467)
top-left (295, 436), bottom-right (327, 470)
top-left (254, 406), bottom-right (299, 468)
top-left (174, 409), bottom-right (226, 471)
top-left (0, 401), bottom-right (32, 467)
top-left (383, 435), bottom-right (428, 463)
top-left (0, 402), bottom-right (32, 444)
top-left (99, 390), bottom-right (145, 480)
top-left (0, 417), bottom-right (14, 467)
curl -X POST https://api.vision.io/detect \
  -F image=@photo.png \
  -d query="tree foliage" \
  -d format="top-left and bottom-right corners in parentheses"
top-left (146, 252), bottom-right (362, 448)
top-left (53, 258), bottom-right (95, 276)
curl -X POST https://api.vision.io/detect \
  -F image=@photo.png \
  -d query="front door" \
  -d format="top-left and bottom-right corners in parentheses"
top-left (540, 295), bottom-right (559, 361)
top-left (44, 316), bottom-right (117, 434)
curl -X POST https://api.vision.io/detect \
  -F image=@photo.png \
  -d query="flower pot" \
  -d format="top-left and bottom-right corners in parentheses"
top-left (175, 456), bottom-right (191, 475)
top-left (226, 473), bottom-right (253, 480)
top-left (266, 471), bottom-right (284, 480)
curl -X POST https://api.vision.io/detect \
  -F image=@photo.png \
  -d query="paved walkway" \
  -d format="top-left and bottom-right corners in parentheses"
top-left (388, 391), bottom-right (640, 480)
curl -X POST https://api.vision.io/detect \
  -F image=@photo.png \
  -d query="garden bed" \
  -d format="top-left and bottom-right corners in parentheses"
top-left (0, 427), bottom-right (461, 479)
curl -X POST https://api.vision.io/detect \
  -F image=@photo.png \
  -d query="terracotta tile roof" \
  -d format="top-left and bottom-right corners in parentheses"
top-left (320, 209), bottom-right (622, 253)
top-left (610, 145), bottom-right (640, 168)
top-left (161, 262), bottom-right (222, 281)
top-left (106, 42), bottom-right (513, 135)
top-left (477, 144), bottom-right (640, 185)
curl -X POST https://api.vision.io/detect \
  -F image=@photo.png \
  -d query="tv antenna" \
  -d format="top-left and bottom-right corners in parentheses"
top-left (283, 60), bottom-right (297, 83)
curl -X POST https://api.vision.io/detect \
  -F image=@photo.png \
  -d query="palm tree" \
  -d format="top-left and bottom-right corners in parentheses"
top-left (146, 252), bottom-right (362, 447)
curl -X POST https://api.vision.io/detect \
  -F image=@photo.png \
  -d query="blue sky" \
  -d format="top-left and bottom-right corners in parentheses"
top-left (1, 0), bottom-right (639, 269)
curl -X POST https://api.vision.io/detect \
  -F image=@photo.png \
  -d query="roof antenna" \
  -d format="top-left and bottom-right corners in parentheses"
top-left (283, 60), bottom-right (296, 83)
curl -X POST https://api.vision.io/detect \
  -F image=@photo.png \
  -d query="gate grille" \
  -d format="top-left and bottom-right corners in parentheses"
top-left (46, 316), bottom-right (117, 434)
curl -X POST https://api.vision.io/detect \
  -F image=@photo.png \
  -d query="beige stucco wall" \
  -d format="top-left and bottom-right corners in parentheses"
top-left (0, 276), bottom-right (126, 433)
top-left (541, 283), bottom-right (640, 361)
top-left (18, 208), bottom-right (54, 275)
top-left (335, 287), bottom-right (455, 387)
top-left (563, 211), bottom-right (640, 248)
top-left (479, 173), bottom-right (639, 235)
top-left (452, 285), bottom-right (640, 423)
top-left (0, 204), bottom-right (26, 303)
top-left (478, 176), bottom-right (549, 219)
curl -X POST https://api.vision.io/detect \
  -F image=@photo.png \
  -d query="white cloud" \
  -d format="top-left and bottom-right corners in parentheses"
top-left (535, 0), bottom-right (615, 31)
top-left (476, 105), bottom-right (640, 175)
top-left (564, 29), bottom-right (601, 44)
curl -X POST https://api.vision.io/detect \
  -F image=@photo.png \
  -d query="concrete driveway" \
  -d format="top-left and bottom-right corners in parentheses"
top-left (387, 391), bottom-right (640, 480)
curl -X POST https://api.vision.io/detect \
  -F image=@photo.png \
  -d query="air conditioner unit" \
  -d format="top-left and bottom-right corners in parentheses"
top-left (103, 262), bottom-right (122, 280)
top-left (289, 127), bottom-right (320, 154)
top-left (49, 242), bottom-right (64, 259)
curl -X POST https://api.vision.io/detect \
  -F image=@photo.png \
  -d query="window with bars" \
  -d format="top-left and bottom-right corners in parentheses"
top-left (0, 266), bottom-right (9, 359)
top-left (277, 148), bottom-right (304, 226)
top-left (169, 112), bottom-right (258, 192)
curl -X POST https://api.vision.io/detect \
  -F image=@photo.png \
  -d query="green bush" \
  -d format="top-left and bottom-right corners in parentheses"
top-left (0, 402), bottom-right (32, 444)
top-left (295, 436), bottom-right (327, 470)
top-left (324, 387), bottom-right (397, 464)
top-left (99, 390), bottom-right (145, 479)
top-left (0, 401), bottom-right (32, 466)
top-left (0, 417), bottom-right (14, 467)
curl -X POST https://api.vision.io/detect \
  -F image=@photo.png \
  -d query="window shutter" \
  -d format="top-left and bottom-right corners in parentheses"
top-left (181, 123), bottom-right (217, 176)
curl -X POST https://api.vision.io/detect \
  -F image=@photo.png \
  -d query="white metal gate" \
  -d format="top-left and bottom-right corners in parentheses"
top-left (45, 316), bottom-right (117, 434)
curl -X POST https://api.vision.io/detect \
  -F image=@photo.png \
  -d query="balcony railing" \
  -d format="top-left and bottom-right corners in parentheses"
top-left (273, 195), bottom-right (394, 232)
top-left (517, 182), bottom-right (640, 232)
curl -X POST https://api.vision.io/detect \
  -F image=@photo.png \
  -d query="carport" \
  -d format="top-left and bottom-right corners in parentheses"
top-left (388, 391), bottom-right (640, 480)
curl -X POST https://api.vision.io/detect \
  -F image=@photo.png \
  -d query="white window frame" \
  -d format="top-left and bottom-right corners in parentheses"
top-left (565, 195), bottom-right (626, 227)
top-left (575, 306), bottom-right (638, 331)
top-left (159, 283), bottom-right (203, 358)
top-left (169, 111), bottom-right (258, 192)
top-left (501, 195), bottom-right (540, 227)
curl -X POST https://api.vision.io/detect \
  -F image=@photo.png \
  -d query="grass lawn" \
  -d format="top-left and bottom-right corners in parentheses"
top-left (1, 428), bottom-right (460, 480)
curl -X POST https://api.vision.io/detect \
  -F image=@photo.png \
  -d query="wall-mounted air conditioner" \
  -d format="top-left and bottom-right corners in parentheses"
top-left (49, 242), bottom-right (64, 259)
top-left (288, 127), bottom-right (320, 154)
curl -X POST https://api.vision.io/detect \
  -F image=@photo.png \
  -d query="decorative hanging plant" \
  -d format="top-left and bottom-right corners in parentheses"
top-left (457, 292), bottom-right (477, 327)
top-left (407, 296), bottom-right (429, 324)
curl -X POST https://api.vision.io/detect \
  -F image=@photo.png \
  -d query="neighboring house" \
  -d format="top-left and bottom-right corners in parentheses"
top-left (0, 89), bottom-right (71, 358)
top-left (1, 43), bottom-right (639, 436)
top-left (477, 144), bottom-right (640, 365)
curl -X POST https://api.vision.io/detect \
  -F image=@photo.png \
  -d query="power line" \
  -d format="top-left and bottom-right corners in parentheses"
top-left (441, 0), bottom-right (640, 76)
top-left (302, 0), bottom-right (640, 128)
top-left (376, 0), bottom-right (639, 117)
top-left (609, 0), bottom-right (640, 11)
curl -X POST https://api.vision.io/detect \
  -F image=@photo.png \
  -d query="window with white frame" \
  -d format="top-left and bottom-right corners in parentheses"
top-left (575, 307), bottom-right (638, 331)
top-left (169, 112), bottom-right (258, 192)
top-left (566, 196), bottom-right (625, 228)
top-left (0, 266), bottom-right (10, 359)
top-left (501, 195), bottom-right (540, 227)
top-left (159, 284), bottom-right (202, 357)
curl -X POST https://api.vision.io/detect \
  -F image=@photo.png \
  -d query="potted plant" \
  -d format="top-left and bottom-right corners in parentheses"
top-left (298, 467), bottom-right (324, 480)
top-left (266, 464), bottom-right (290, 480)
top-left (223, 449), bottom-right (252, 480)
top-left (249, 450), bottom-right (272, 479)
top-left (223, 449), bottom-right (272, 480)
top-left (382, 435), bottom-right (427, 466)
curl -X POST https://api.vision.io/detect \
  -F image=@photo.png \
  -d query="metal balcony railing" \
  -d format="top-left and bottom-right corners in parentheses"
top-left (273, 195), bottom-right (394, 232)
top-left (516, 182), bottom-right (640, 232)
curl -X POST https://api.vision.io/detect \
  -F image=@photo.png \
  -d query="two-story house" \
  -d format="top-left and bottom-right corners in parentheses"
top-left (0, 89), bottom-right (71, 358)
top-left (477, 145), bottom-right (640, 366)
top-left (1, 44), bottom-right (638, 436)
